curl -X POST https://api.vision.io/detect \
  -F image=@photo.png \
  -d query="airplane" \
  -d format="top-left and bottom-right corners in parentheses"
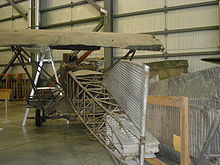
top-left (0, 29), bottom-right (163, 165)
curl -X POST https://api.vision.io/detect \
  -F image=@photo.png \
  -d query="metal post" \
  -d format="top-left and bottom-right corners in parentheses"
top-left (49, 50), bottom-right (59, 85)
top-left (219, 0), bottom-right (220, 46)
top-left (2, 99), bottom-right (11, 124)
top-left (139, 66), bottom-right (149, 165)
top-left (104, 0), bottom-right (113, 69)
top-left (29, 48), bottom-right (46, 97)
top-left (28, 0), bottom-right (31, 29)
top-left (22, 106), bottom-right (30, 127)
top-left (35, 0), bottom-right (40, 29)
top-left (30, 0), bottom-right (38, 77)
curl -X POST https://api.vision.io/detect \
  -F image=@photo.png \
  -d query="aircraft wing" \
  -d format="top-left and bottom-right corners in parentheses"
top-left (201, 57), bottom-right (220, 64)
top-left (0, 30), bottom-right (163, 51)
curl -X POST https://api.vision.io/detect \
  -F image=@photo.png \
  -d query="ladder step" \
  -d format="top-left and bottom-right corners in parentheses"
top-left (27, 117), bottom-right (35, 119)
top-left (37, 87), bottom-right (56, 90)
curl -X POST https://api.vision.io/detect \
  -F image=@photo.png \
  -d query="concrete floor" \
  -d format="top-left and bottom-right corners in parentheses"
top-left (0, 101), bottom-right (114, 165)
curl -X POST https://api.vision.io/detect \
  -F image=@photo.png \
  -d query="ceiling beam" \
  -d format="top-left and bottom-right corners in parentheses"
top-left (6, 0), bottom-right (27, 20)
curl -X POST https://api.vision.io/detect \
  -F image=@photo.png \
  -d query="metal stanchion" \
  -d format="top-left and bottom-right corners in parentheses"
top-left (2, 99), bottom-right (11, 124)
top-left (22, 106), bottom-right (30, 127)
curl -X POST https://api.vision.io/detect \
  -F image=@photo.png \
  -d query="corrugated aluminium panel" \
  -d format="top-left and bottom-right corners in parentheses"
top-left (13, 18), bottom-right (28, 31)
top-left (167, 30), bottom-right (219, 53)
top-left (167, 6), bottom-right (218, 29)
top-left (49, 26), bottom-right (72, 31)
top-left (114, 13), bottom-right (165, 33)
top-left (40, 0), bottom-right (71, 8)
top-left (102, 60), bottom-right (149, 130)
top-left (41, 8), bottom-right (71, 26)
top-left (149, 67), bottom-right (220, 164)
top-left (0, 5), bottom-right (12, 19)
top-left (114, 0), bottom-right (164, 15)
top-left (0, 21), bottom-right (13, 31)
top-left (71, 21), bottom-right (99, 31)
top-left (11, 0), bottom-right (28, 16)
top-left (71, 2), bottom-right (103, 21)
top-left (166, 0), bottom-right (215, 7)
top-left (133, 58), bottom-right (166, 64)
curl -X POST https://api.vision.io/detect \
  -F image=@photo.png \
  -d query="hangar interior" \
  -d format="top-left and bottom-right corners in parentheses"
top-left (0, 0), bottom-right (219, 165)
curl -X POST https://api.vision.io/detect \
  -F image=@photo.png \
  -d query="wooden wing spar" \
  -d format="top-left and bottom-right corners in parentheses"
top-left (0, 30), bottom-right (163, 51)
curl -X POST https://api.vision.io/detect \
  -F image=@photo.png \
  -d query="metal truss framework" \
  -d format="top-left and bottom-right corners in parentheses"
top-left (67, 72), bottom-right (138, 163)
top-left (1, 46), bottom-right (63, 116)
top-left (6, 0), bottom-right (27, 20)
top-left (66, 71), bottom-right (129, 164)
top-left (67, 71), bottom-right (119, 140)
top-left (66, 65), bottom-right (159, 165)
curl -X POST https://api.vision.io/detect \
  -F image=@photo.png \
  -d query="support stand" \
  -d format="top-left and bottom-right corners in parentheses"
top-left (21, 47), bottom-right (61, 127)
top-left (0, 89), bottom-right (12, 124)
top-left (1, 46), bottom-right (62, 127)
top-left (2, 99), bottom-right (11, 124)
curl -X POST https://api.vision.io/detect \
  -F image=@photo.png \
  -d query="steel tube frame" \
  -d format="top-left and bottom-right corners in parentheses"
top-left (114, 1), bottom-right (218, 19)
top-left (40, 0), bottom-right (103, 13)
top-left (0, 53), bottom-right (19, 79)
top-left (37, 0), bottom-right (217, 16)
top-left (20, 47), bottom-right (62, 89)
top-left (35, 0), bottom-right (40, 29)
top-left (0, 14), bottom-right (27, 23)
top-left (85, 0), bottom-right (106, 14)
top-left (11, 46), bottom-right (38, 92)
top-left (40, 16), bottom-right (102, 29)
top-left (0, 0), bottom-right (27, 8)
top-left (104, 0), bottom-right (113, 69)
top-left (219, 0), bottom-right (220, 47)
top-left (6, 0), bottom-right (27, 20)
top-left (0, 0), bottom-right (216, 32)
top-left (114, 50), bottom-right (220, 60)
top-left (66, 71), bottom-right (145, 164)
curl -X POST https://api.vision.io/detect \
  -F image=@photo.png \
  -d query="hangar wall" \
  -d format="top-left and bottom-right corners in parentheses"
top-left (0, 0), bottom-right (29, 73)
top-left (0, 0), bottom-right (219, 74)
top-left (113, 0), bottom-right (219, 72)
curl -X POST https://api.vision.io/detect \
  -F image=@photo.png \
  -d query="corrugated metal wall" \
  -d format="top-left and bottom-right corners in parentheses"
top-left (0, 0), bottom-right (219, 74)
top-left (113, 0), bottom-right (219, 72)
top-left (0, 0), bottom-right (29, 73)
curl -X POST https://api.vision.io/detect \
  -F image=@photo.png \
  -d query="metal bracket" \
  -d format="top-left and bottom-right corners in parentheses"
top-left (86, 0), bottom-right (107, 14)
top-left (6, 0), bottom-right (27, 20)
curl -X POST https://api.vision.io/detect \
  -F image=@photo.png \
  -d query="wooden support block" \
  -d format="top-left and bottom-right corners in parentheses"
top-left (148, 95), bottom-right (181, 107)
top-left (145, 158), bottom-right (167, 165)
top-left (148, 96), bottom-right (192, 165)
top-left (180, 97), bottom-right (192, 165)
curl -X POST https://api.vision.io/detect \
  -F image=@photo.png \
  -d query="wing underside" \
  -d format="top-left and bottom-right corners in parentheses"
top-left (0, 30), bottom-right (163, 51)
